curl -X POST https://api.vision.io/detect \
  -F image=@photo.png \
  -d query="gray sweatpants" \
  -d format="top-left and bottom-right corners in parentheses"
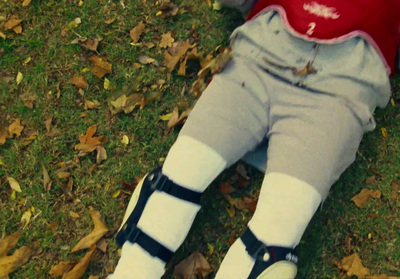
top-left (180, 11), bottom-right (391, 199)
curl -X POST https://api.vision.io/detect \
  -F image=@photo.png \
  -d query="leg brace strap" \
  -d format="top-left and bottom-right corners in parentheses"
top-left (116, 168), bottom-right (202, 262)
top-left (241, 228), bottom-right (298, 279)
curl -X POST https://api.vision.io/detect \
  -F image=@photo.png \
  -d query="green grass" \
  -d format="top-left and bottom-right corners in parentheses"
top-left (1, 0), bottom-right (400, 278)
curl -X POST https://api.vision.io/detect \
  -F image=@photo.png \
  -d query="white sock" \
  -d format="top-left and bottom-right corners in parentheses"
top-left (110, 135), bottom-right (227, 279)
top-left (215, 172), bottom-right (321, 279)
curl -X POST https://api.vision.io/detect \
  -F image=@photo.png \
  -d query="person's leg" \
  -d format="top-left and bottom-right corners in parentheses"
top-left (215, 76), bottom-right (369, 279)
top-left (110, 56), bottom-right (272, 279)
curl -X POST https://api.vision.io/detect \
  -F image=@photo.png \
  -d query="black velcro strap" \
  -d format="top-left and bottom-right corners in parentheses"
top-left (124, 225), bottom-right (174, 263)
top-left (148, 168), bottom-right (201, 205)
top-left (241, 228), bottom-right (297, 279)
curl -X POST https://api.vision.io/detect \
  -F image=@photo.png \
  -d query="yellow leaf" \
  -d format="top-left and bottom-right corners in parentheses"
top-left (22, 0), bottom-right (31, 6)
top-left (159, 112), bottom-right (172, 121)
top-left (336, 253), bottom-right (370, 279)
top-left (16, 72), bottom-right (23, 85)
top-left (121, 135), bottom-right (129, 145)
top-left (104, 78), bottom-right (110, 90)
top-left (156, 11), bottom-right (162, 16)
top-left (23, 56), bottom-right (31, 64)
top-left (0, 31), bottom-right (6, 40)
top-left (20, 207), bottom-right (33, 229)
top-left (0, 157), bottom-right (4, 166)
top-left (0, 245), bottom-right (33, 278)
top-left (112, 190), bottom-right (120, 198)
top-left (10, 191), bottom-right (16, 200)
top-left (381, 127), bottom-right (388, 138)
top-left (78, 0), bottom-right (84, 6)
top-left (81, 67), bottom-right (90, 73)
top-left (7, 177), bottom-right (21, 192)
top-left (71, 207), bottom-right (109, 252)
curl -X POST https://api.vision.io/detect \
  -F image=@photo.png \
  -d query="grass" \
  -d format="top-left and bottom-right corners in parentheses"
top-left (0, 0), bottom-right (400, 278)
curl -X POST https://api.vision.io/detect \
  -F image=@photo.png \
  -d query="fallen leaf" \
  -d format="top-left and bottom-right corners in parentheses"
top-left (4, 15), bottom-right (21, 30)
top-left (220, 182), bottom-right (236, 195)
top-left (224, 194), bottom-right (256, 210)
top-left (112, 190), bottom-right (120, 198)
top-left (143, 42), bottom-right (155, 49)
top-left (130, 21), bottom-right (145, 43)
top-left (336, 253), bottom-right (370, 279)
top-left (62, 245), bottom-right (95, 279)
top-left (84, 99), bottom-right (100, 110)
top-left (74, 125), bottom-right (103, 155)
top-left (49, 261), bottom-right (76, 277)
top-left (0, 245), bottom-right (33, 278)
top-left (71, 207), bottom-right (108, 252)
top-left (173, 251), bottom-right (212, 279)
top-left (70, 211), bottom-right (80, 219)
top-left (178, 48), bottom-right (199, 77)
top-left (22, 0), bottom-right (32, 6)
top-left (167, 107), bottom-right (191, 132)
top-left (159, 0), bottom-right (179, 18)
top-left (20, 207), bottom-right (34, 229)
top-left (89, 55), bottom-right (112, 78)
top-left (391, 180), bottom-right (399, 200)
top-left (0, 31), bottom-right (6, 39)
top-left (381, 127), bottom-right (388, 138)
top-left (57, 171), bottom-right (71, 179)
top-left (0, 128), bottom-right (7, 145)
top-left (19, 91), bottom-right (37, 108)
top-left (138, 55), bottom-right (156, 65)
top-left (351, 188), bottom-right (382, 208)
top-left (236, 163), bottom-right (250, 180)
top-left (70, 75), bottom-right (88, 89)
top-left (108, 93), bottom-right (145, 114)
top-left (96, 145), bottom-right (107, 164)
top-left (365, 175), bottom-right (376, 185)
top-left (0, 232), bottom-right (21, 257)
top-left (121, 135), bottom-right (129, 145)
top-left (159, 32), bottom-right (174, 48)
top-left (292, 61), bottom-right (317, 76)
top-left (96, 238), bottom-right (108, 253)
top-left (70, 37), bottom-right (101, 52)
top-left (104, 78), bottom-right (110, 90)
top-left (42, 164), bottom-right (52, 191)
top-left (16, 72), bottom-right (23, 85)
top-left (164, 40), bottom-right (192, 72)
top-left (7, 177), bottom-right (21, 192)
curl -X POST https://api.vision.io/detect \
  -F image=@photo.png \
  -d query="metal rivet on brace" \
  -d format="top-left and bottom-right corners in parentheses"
top-left (123, 224), bottom-right (127, 230)
top-left (263, 252), bottom-right (270, 262)
top-left (148, 173), bottom-right (155, 181)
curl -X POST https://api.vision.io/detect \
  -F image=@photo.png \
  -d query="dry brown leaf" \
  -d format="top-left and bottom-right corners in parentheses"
top-left (351, 188), bottom-right (382, 208)
top-left (19, 92), bottom-right (37, 108)
top-left (70, 75), bottom-right (88, 89)
top-left (4, 16), bottom-right (21, 30)
top-left (42, 164), bottom-right (52, 191)
top-left (0, 128), bottom-right (7, 145)
top-left (71, 207), bottom-right (108, 252)
top-left (292, 61), bottom-right (317, 76)
top-left (164, 40), bottom-right (192, 72)
top-left (224, 194), bottom-right (256, 211)
top-left (96, 238), bottom-right (108, 253)
top-left (130, 21), bottom-right (145, 43)
top-left (22, 0), bottom-right (32, 6)
top-left (160, 32), bottom-right (174, 48)
top-left (167, 107), bottom-right (191, 132)
top-left (57, 171), bottom-right (71, 179)
top-left (173, 251), bottom-right (212, 279)
top-left (365, 175), bottom-right (376, 185)
top-left (96, 146), bottom-right (107, 164)
top-left (70, 37), bottom-right (101, 52)
top-left (159, 1), bottom-right (179, 17)
top-left (44, 116), bottom-right (53, 132)
top-left (70, 211), bottom-right (80, 219)
top-left (84, 100), bottom-right (100, 110)
top-left (336, 253), bottom-right (370, 279)
top-left (62, 246), bottom-right (95, 279)
top-left (220, 182), bottom-right (236, 195)
top-left (0, 245), bottom-right (33, 278)
top-left (74, 125), bottom-right (103, 155)
top-left (178, 48), bottom-right (199, 77)
top-left (143, 42), bottom-right (155, 49)
top-left (236, 163), bottom-right (250, 180)
top-left (89, 55), bottom-right (112, 78)
top-left (8, 119), bottom-right (23, 138)
top-left (109, 94), bottom-right (145, 114)
top-left (0, 232), bottom-right (21, 257)
top-left (49, 261), bottom-right (76, 277)
top-left (391, 180), bottom-right (399, 200)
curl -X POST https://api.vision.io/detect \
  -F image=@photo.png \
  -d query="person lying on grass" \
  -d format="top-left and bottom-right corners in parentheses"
top-left (108, 0), bottom-right (400, 278)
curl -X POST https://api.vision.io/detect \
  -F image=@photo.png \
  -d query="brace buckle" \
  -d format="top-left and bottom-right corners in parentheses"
top-left (125, 224), bottom-right (141, 243)
top-left (248, 241), bottom-right (271, 263)
top-left (148, 170), bottom-right (171, 192)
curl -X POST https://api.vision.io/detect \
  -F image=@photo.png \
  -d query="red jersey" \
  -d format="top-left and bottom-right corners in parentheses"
top-left (247, 0), bottom-right (400, 75)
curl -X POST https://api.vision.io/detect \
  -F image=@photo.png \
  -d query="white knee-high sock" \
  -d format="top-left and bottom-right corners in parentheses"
top-left (215, 172), bottom-right (321, 279)
top-left (110, 136), bottom-right (227, 279)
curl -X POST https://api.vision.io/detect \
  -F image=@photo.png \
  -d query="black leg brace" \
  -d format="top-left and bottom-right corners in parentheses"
top-left (241, 228), bottom-right (298, 279)
top-left (116, 168), bottom-right (202, 263)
